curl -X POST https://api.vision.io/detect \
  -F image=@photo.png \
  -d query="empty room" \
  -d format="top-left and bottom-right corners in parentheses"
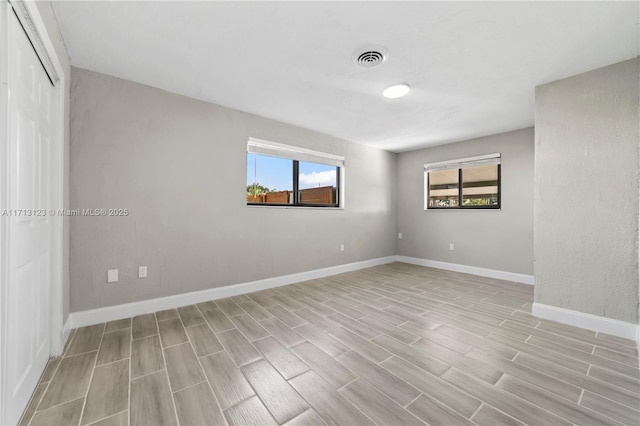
top-left (1, 1), bottom-right (639, 425)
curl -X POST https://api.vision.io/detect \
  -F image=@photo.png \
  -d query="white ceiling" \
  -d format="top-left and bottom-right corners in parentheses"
top-left (52, 1), bottom-right (639, 152)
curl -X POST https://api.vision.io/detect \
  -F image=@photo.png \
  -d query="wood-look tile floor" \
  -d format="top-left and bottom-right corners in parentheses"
top-left (20, 262), bottom-right (640, 426)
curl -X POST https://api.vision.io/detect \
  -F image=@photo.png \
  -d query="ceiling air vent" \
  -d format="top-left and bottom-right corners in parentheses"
top-left (354, 47), bottom-right (388, 68)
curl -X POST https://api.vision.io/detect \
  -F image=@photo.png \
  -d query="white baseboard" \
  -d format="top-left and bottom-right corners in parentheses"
top-left (637, 326), bottom-right (640, 363)
top-left (396, 256), bottom-right (534, 285)
top-left (637, 327), bottom-right (640, 365)
top-left (532, 302), bottom-right (639, 341)
top-left (69, 256), bottom-right (396, 329)
top-left (59, 317), bottom-right (71, 355)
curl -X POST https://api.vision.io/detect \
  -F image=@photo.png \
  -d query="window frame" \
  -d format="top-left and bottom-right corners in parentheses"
top-left (247, 138), bottom-right (344, 209)
top-left (424, 153), bottom-right (501, 210)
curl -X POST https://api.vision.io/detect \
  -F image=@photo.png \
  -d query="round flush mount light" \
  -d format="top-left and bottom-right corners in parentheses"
top-left (382, 83), bottom-right (411, 99)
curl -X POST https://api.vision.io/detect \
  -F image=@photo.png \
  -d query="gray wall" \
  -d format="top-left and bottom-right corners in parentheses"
top-left (534, 58), bottom-right (639, 323)
top-left (35, 2), bottom-right (72, 322)
top-left (396, 128), bottom-right (534, 275)
top-left (70, 68), bottom-right (397, 312)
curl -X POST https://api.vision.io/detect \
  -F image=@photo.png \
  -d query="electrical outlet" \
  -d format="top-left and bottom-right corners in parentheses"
top-left (138, 266), bottom-right (147, 278)
top-left (398, 233), bottom-right (403, 239)
top-left (449, 243), bottom-right (455, 251)
top-left (107, 269), bottom-right (118, 283)
top-left (340, 244), bottom-right (345, 252)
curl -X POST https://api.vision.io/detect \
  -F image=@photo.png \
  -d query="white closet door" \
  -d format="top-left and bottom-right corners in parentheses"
top-left (3, 8), bottom-right (54, 424)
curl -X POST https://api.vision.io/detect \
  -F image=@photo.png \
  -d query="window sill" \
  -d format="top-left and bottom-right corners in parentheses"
top-left (424, 208), bottom-right (502, 211)
top-left (247, 204), bottom-right (344, 211)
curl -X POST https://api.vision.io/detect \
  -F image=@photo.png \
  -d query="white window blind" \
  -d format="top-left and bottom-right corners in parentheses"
top-left (424, 153), bottom-right (500, 172)
top-left (247, 137), bottom-right (345, 168)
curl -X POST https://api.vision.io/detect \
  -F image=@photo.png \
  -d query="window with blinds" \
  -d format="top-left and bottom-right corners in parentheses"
top-left (246, 138), bottom-right (344, 207)
top-left (424, 153), bottom-right (501, 210)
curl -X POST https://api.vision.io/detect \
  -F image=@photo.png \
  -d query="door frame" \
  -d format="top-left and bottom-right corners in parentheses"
top-left (0, 0), bottom-right (65, 423)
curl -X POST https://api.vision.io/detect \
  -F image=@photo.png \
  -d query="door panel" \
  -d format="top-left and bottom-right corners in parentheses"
top-left (9, 264), bottom-right (35, 391)
top-left (4, 8), bottom-right (54, 424)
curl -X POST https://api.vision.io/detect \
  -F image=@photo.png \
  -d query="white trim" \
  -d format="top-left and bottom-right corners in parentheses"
top-left (424, 152), bottom-right (500, 172)
top-left (69, 256), bottom-right (396, 329)
top-left (0, 4), bottom-right (9, 423)
top-left (247, 137), bottom-right (345, 168)
top-left (248, 137), bottom-right (345, 161)
top-left (423, 169), bottom-right (429, 210)
top-left (532, 303), bottom-right (639, 341)
top-left (61, 316), bottom-right (71, 349)
top-left (636, 326), bottom-right (640, 365)
top-left (246, 205), bottom-right (345, 211)
top-left (396, 256), bottom-right (534, 285)
top-left (15, 1), bottom-right (64, 77)
top-left (9, 0), bottom-right (59, 83)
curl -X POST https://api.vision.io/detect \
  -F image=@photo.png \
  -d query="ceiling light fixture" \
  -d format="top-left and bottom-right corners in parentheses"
top-left (383, 83), bottom-right (410, 99)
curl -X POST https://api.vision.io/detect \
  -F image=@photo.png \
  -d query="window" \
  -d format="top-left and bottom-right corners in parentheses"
top-left (425, 153), bottom-right (501, 209)
top-left (247, 138), bottom-right (343, 207)
top-left (247, 154), bottom-right (294, 204)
